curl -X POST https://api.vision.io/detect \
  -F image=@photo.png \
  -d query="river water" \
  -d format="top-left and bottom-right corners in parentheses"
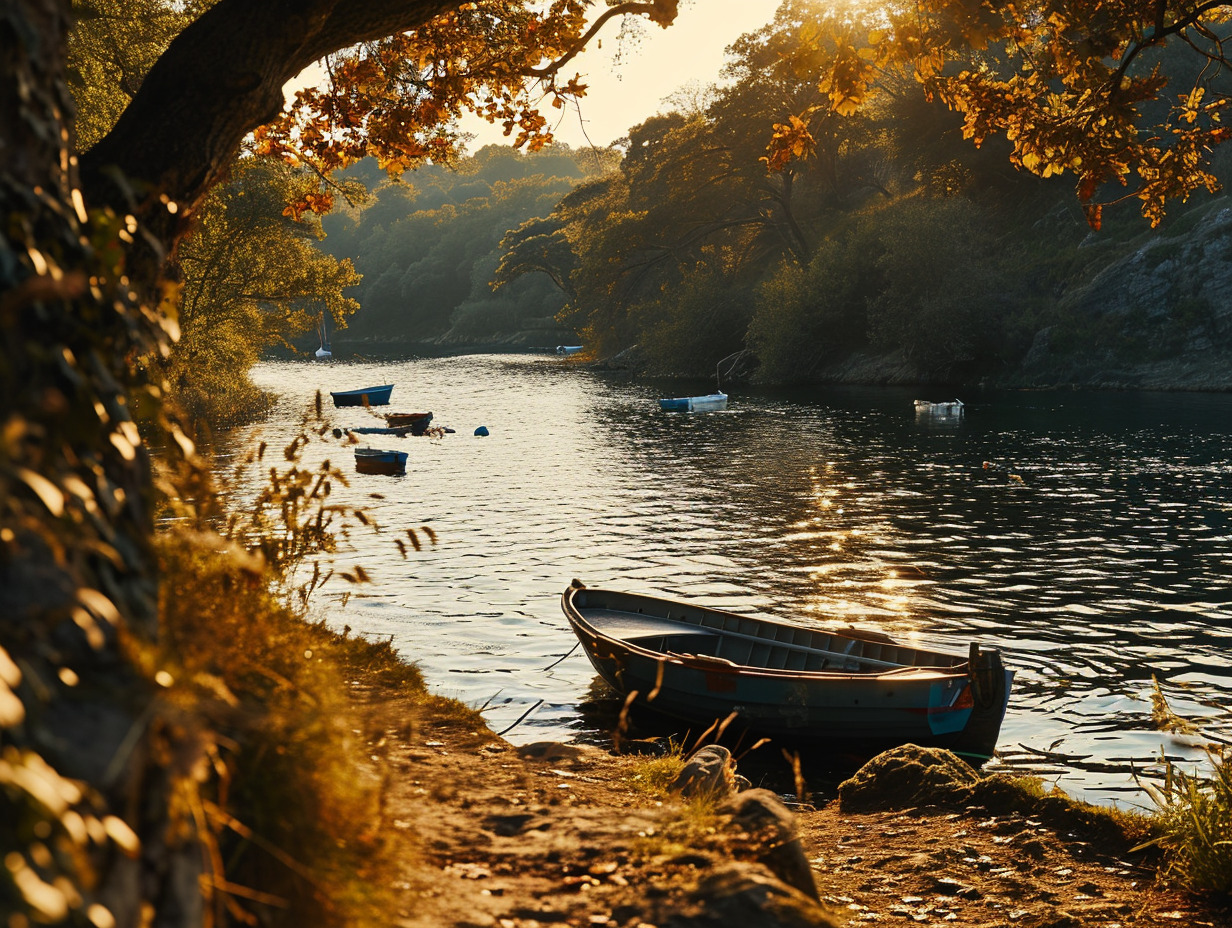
top-left (228, 355), bottom-right (1232, 807)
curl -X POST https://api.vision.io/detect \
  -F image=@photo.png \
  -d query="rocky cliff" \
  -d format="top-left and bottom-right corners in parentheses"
top-left (1012, 196), bottom-right (1232, 391)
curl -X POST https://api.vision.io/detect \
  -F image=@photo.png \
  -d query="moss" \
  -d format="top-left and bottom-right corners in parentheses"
top-left (624, 752), bottom-right (689, 800)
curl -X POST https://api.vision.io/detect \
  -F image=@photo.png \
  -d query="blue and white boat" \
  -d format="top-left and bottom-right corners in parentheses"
top-left (659, 392), bottom-right (728, 413)
top-left (561, 581), bottom-right (1013, 762)
top-left (354, 447), bottom-right (408, 475)
top-left (915, 399), bottom-right (964, 417)
top-left (330, 384), bottom-right (394, 407)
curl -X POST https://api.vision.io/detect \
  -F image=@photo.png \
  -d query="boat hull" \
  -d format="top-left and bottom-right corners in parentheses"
top-left (561, 584), bottom-right (1012, 761)
top-left (354, 448), bottom-right (408, 475)
top-left (659, 392), bottom-right (728, 412)
top-left (331, 384), bottom-right (394, 407)
top-left (347, 425), bottom-right (414, 436)
top-left (914, 399), bottom-right (964, 417)
top-left (384, 411), bottom-right (433, 434)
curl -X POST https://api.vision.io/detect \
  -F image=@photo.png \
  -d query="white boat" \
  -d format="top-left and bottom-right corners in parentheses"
top-left (556, 345), bottom-right (583, 356)
top-left (315, 311), bottom-right (332, 360)
top-left (915, 399), bottom-right (964, 416)
top-left (659, 392), bottom-right (728, 412)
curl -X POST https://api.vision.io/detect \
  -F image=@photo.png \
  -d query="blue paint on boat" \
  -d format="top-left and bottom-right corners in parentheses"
top-left (658, 392), bottom-right (727, 412)
top-left (561, 582), bottom-right (1013, 761)
top-left (330, 384), bottom-right (394, 407)
top-left (354, 447), bottom-right (408, 475)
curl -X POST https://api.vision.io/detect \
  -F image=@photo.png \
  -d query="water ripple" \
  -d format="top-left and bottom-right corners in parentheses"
top-left (229, 358), bottom-right (1232, 806)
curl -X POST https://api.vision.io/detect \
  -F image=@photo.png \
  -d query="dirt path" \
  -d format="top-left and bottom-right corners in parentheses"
top-left (367, 702), bottom-right (1231, 928)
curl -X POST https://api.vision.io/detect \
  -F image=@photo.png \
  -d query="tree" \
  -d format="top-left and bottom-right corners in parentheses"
top-left (170, 157), bottom-right (362, 427)
top-left (2, 2), bottom-right (677, 924)
top-left (766, 0), bottom-right (1232, 228)
top-left (321, 146), bottom-right (602, 344)
top-left (503, 4), bottom-right (911, 367)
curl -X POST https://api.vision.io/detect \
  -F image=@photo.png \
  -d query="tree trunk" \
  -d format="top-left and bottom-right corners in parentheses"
top-left (1, 3), bottom-right (200, 925)
top-left (79, 0), bottom-right (457, 272)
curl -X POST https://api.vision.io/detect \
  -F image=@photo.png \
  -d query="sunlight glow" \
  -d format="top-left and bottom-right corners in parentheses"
top-left (461, 0), bottom-right (781, 149)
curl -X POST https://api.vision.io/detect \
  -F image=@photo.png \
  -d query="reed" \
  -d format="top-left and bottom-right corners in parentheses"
top-left (1142, 748), bottom-right (1232, 895)
top-left (147, 411), bottom-right (447, 926)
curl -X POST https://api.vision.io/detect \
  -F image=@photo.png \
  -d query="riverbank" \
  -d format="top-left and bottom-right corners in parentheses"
top-left (356, 675), bottom-right (1230, 928)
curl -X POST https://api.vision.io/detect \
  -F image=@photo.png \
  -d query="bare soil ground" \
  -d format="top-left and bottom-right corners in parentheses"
top-left (365, 699), bottom-right (1232, 928)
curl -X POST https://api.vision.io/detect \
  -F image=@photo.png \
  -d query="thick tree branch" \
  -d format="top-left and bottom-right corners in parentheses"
top-left (79, 0), bottom-right (458, 236)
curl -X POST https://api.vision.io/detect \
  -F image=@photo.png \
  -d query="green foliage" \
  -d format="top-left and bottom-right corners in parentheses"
top-left (747, 238), bottom-right (871, 382)
top-left (319, 146), bottom-right (602, 345)
top-left (66, 0), bottom-right (209, 149)
top-left (623, 748), bottom-right (687, 800)
top-left (1146, 749), bottom-right (1232, 895)
top-left (500, 0), bottom-right (1054, 378)
top-left (168, 157), bottom-right (361, 429)
top-left (148, 412), bottom-right (457, 926)
top-left (864, 197), bottom-right (1009, 374)
top-left (1140, 681), bottom-right (1232, 895)
top-left (633, 267), bottom-right (754, 376)
top-left (67, 6), bottom-right (362, 432)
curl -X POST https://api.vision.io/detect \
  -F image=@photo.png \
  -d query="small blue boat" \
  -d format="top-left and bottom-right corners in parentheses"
top-left (354, 447), bottom-right (408, 475)
top-left (659, 392), bottom-right (727, 412)
top-left (330, 384), bottom-right (394, 407)
top-left (561, 581), bottom-right (1013, 762)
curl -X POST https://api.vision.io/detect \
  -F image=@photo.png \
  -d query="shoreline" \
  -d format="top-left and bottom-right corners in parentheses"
top-left (267, 343), bottom-right (1232, 394)
top-left (357, 671), bottom-right (1226, 928)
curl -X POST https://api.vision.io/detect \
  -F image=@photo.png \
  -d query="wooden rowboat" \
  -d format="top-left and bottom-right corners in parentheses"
top-left (354, 447), bottom-right (408, 475)
top-left (384, 411), bottom-right (433, 434)
top-left (330, 384), bottom-right (394, 407)
top-left (561, 581), bottom-right (1013, 762)
top-left (659, 392), bottom-right (727, 412)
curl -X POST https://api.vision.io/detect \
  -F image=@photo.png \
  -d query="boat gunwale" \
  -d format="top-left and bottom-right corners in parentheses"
top-left (561, 586), bottom-right (970, 684)
top-left (331, 383), bottom-right (394, 397)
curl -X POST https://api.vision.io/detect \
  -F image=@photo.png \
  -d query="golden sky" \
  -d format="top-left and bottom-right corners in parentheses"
top-left (462, 0), bottom-right (781, 150)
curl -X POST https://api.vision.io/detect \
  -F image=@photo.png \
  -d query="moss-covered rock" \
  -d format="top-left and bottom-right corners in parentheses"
top-left (837, 744), bottom-right (981, 812)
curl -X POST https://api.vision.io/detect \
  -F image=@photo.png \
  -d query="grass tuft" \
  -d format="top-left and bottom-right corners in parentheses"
top-left (622, 745), bottom-right (688, 801)
top-left (1147, 748), bottom-right (1232, 895)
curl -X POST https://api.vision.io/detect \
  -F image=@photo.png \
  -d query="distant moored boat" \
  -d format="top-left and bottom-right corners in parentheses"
top-left (384, 411), bottom-right (433, 434)
top-left (315, 311), bottom-right (332, 360)
top-left (659, 392), bottom-right (728, 412)
top-left (915, 399), bottom-right (964, 417)
top-left (354, 447), bottom-right (408, 475)
top-left (330, 384), bottom-right (393, 407)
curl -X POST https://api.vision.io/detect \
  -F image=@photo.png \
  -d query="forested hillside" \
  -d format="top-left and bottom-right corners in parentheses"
top-left (318, 0), bottom-right (1232, 389)
top-left (493, 0), bottom-right (1232, 388)
top-left (317, 146), bottom-right (615, 349)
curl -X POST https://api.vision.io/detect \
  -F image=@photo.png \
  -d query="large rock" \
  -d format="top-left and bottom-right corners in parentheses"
top-left (1015, 196), bottom-right (1232, 390)
top-left (837, 744), bottom-right (980, 812)
top-left (720, 789), bottom-right (819, 901)
top-left (687, 864), bottom-right (843, 928)
top-left (670, 744), bottom-right (740, 799)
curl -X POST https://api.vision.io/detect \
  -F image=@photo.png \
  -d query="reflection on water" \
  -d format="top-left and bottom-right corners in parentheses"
top-left (228, 356), bottom-right (1232, 807)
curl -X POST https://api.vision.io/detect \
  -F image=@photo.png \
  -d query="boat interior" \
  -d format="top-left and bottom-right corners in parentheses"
top-left (574, 600), bottom-right (960, 675)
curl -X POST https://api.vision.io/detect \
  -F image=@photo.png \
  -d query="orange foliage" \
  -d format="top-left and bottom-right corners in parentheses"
top-left (764, 0), bottom-right (1232, 227)
top-left (257, 1), bottom-right (677, 218)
